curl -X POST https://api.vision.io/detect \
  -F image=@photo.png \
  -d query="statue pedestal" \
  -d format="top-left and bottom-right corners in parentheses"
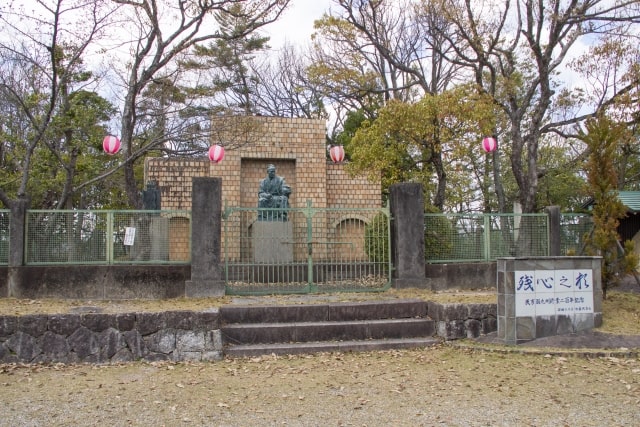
top-left (252, 221), bottom-right (293, 263)
top-left (131, 215), bottom-right (168, 261)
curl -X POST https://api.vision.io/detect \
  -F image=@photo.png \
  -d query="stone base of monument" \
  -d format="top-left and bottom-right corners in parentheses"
top-left (252, 221), bottom-right (293, 263)
top-left (185, 279), bottom-right (225, 297)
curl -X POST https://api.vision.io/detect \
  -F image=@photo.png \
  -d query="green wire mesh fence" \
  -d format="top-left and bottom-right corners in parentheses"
top-left (424, 213), bottom-right (551, 262)
top-left (25, 210), bottom-right (190, 265)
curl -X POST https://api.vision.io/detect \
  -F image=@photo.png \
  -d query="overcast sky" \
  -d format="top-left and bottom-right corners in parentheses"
top-left (263, 0), bottom-right (333, 50)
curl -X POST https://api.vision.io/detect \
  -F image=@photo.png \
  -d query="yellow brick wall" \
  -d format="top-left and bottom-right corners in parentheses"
top-left (326, 164), bottom-right (382, 208)
top-left (146, 116), bottom-right (379, 210)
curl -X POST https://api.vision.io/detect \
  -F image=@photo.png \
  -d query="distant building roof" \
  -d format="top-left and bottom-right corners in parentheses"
top-left (618, 191), bottom-right (640, 212)
top-left (582, 191), bottom-right (640, 212)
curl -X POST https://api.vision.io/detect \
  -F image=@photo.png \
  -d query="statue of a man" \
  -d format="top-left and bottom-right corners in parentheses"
top-left (258, 164), bottom-right (291, 220)
top-left (142, 180), bottom-right (161, 210)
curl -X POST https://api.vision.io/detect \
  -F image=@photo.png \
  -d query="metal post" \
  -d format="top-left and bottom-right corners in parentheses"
top-left (305, 200), bottom-right (315, 290)
top-left (106, 211), bottom-right (114, 264)
top-left (483, 214), bottom-right (491, 262)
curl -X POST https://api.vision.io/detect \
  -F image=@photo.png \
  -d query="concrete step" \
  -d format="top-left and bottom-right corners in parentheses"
top-left (219, 299), bottom-right (428, 324)
top-left (222, 318), bottom-right (436, 345)
top-left (224, 337), bottom-right (441, 358)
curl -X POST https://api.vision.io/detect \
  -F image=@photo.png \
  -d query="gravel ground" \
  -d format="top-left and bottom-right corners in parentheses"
top-left (1, 345), bottom-right (639, 426)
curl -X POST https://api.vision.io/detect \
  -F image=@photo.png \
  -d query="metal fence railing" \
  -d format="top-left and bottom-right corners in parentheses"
top-left (4, 208), bottom-right (595, 271)
top-left (222, 203), bottom-right (391, 294)
top-left (559, 214), bottom-right (594, 256)
top-left (25, 210), bottom-right (191, 265)
top-left (0, 210), bottom-right (8, 265)
top-left (424, 213), bottom-right (593, 263)
top-left (424, 213), bottom-right (550, 263)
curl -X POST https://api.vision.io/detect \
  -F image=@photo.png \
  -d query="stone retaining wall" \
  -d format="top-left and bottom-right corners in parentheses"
top-left (0, 310), bottom-right (222, 364)
top-left (0, 302), bottom-right (496, 364)
top-left (428, 302), bottom-right (497, 340)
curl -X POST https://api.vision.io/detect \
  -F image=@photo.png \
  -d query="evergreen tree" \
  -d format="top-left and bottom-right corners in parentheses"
top-left (582, 114), bottom-right (638, 299)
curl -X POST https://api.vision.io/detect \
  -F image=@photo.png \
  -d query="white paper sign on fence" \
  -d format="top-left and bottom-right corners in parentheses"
top-left (124, 227), bottom-right (136, 246)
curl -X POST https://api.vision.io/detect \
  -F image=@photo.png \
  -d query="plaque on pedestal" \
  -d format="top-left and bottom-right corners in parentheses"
top-left (252, 221), bottom-right (293, 263)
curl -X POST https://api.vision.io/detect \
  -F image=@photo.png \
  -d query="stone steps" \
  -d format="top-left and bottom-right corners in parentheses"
top-left (219, 299), bottom-right (440, 357)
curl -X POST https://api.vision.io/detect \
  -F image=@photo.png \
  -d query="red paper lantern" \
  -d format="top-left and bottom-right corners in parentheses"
top-left (329, 145), bottom-right (345, 163)
top-left (482, 136), bottom-right (497, 153)
top-left (208, 144), bottom-right (225, 163)
top-left (103, 135), bottom-right (121, 155)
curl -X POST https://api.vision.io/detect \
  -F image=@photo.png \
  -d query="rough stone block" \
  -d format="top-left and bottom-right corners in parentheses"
top-left (164, 311), bottom-right (195, 330)
top-left (145, 329), bottom-right (177, 354)
top-left (573, 313), bottom-right (595, 332)
top-left (503, 270), bottom-right (515, 295)
top-left (497, 316), bottom-right (505, 339)
top-left (437, 320), bottom-right (466, 340)
top-left (0, 316), bottom-right (18, 339)
top-left (465, 319), bottom-right (481, 338)
top-left (82, 313), bottom-right (115, 332)
top-left (481, 317), bottom-right (497, 335)
top-left (39, 331), bottom-right (70, 361)
top-left (19, 315), bottom-right (48, 338)
top-left (556, 315), bottom-right (573, 335)
top-left (205, 330), bottom-right (223, 351)
top-left (535, 315), bottom-right (557, 338)
top-left (194, 310), bottom-right (220, 330)
top-left (123, 330), bottom-right (147, 359)
top-left (467, 303), bottom-right (495, 319)
top-left (593, 312), bottom-right (603, 328)
top-left (504, 318), bottom-right (516, 344)
top-left (111, 347), bottom-right (134, 363)
top-left (136, 312), bottom-right (166, 336)
top-left (98, 328), bottom-right (126, 360)
top-left (176, 330), bottom-right (205, 352)
top-left (6, 331), bottom-right (41, 362)
top-left (116, 313), bottom-right (136, 332)
top-left (68, 326), bottom-right (99, 360)
top-left (48, 314), bottom-right (81, 337)
top-left (516, 316), bottom-right (535, 341)
top-left (440, 304), bottom-right (469, 322)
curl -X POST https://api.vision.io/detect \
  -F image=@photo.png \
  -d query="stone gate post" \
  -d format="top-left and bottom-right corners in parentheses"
top-left (389, 183), bottom-right (425, 288)
top-left (185, 177), bottom-right (225, 297)
top-left (6, 197), bottom-right (29, 297)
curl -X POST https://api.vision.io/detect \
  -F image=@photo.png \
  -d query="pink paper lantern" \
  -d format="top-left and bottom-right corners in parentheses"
top-left (208, 144), bottom-right (225, 163)
top-left (102, 135), bottom-right (121, 155)
top-left (482, 136), bottom-right (497, 153)
top-left (329, 145), bottom-right (345, 163)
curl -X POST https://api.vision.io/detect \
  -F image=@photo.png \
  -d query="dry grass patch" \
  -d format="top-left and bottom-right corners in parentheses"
top-left (0, 287), bottom-right (638, 336)
top-left (0, 287), bottom-right (496, 316)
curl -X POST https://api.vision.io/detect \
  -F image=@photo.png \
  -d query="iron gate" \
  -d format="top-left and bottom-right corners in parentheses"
top-left (222, 202), bottom-right (391, 294)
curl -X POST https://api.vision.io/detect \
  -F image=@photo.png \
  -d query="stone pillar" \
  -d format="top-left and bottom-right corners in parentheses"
top-left (545, 205), bottom-right (561, 256)
top-left (8, 198), bottom-right (28, 267)
top-left (185, 177), bottom-right (225, 297)
top-left (7, 197), bottom-right (29, 297)
top-left (389, 183), bottom-right (425, 288)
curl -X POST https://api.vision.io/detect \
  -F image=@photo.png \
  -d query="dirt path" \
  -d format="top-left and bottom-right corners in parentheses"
top-left (1, 346), bottom-right (639, 426)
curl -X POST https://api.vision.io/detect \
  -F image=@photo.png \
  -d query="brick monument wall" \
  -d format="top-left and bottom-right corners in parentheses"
top-left (145, 116), bottom-right (381, 262)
